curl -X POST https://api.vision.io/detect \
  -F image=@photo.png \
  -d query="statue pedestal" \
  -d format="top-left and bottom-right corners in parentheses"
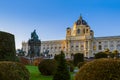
top-left (28, 39), bottom-right (41, 57)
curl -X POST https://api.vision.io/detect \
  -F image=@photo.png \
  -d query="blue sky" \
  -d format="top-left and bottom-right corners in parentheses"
top-left (0, 0), bottom-right (120, 49)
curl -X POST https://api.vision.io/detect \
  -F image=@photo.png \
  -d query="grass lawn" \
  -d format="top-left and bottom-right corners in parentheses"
top-left (26, 65), bottom-right (74, 80)
top-left (26, 65), bottom-right (53, 80)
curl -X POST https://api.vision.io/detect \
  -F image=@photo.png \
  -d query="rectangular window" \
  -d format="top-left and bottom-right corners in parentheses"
top-left (98, 45), bottom-right (102, 50)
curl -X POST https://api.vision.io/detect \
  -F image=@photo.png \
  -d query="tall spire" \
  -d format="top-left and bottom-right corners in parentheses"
top-left (79, 14), bottom-right (82, 24)
top-left (79, 14), bottom-right (82, 20)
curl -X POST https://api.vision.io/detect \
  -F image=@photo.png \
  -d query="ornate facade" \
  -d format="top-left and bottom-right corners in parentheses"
top-left (22, 16), bottom-right (120, 58)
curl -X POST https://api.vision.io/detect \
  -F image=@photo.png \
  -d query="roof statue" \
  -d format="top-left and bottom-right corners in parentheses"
top-left (31, 30), bottom-right (39, 41)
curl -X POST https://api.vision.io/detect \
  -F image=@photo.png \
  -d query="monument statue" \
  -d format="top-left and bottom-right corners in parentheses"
top-left (31, 30), bottom-right (38, 41)
top-left (28, 30), bottom-right (41, 58)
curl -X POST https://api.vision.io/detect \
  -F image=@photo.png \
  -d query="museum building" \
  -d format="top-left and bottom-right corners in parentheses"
top-left (22, 16), bottom-right (120, 58)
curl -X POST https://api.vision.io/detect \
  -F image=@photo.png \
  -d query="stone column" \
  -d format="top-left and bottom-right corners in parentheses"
top-left (88, 41), bottom-right (90, 58)
top-left (78, 41), bottom-right (80, 51)
top-left (84, 40), bottom-right (86, 57)
top-left (114, 41), bottom-right (117, 50)
top-left (66, 40), bottom-right (69, 54)
top-left (108, 40), bottom-right (110, 50)
top-left (96, 41), bottom-right (98, 52)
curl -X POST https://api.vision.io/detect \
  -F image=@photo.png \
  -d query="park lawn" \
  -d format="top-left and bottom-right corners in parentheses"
top-left (26, 65), bottom-right (74, 80)
top-left (26, 65), bottom-right (53, 80)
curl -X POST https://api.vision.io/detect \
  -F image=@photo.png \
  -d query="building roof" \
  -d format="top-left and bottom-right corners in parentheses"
top-left (94, 36), bottom-right (120, 40)
top-left (76, 16), bottom-right (88, 25)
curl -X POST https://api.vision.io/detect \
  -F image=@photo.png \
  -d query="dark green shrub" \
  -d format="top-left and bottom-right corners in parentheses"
top-left (66, 60), bottom-right (74, 72)
top-left (75, 59), bottom-right (120, 80)
top-left (0, 31), bottom-right (16, 61)
top-left (77, 62), bottom-right (86, 68)
top-left (54, 54), bottom-right (61, 62)
top-left (73, 53), bottom-right (84, 66)
top-left (53, 51), bottom-right (70, 80)
top-left (109, 52), bottom-right (115, 58)
top-left (38, 59), bottom-right (57, 75)
top-left (14, 56), bottom-right (20, 62)
top-left (0, 61), bottom-right (30, 80)
top-left (113, 50), bottom-right (119, 58)
top-left (94, 52), bottom-right (108, 59)
top-left (67, 59), bottom-right (73, 64)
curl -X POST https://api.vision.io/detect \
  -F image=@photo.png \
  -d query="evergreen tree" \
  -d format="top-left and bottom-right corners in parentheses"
top-left (54, 54), bottom-right (61, 62)
top-left (0, 31), bottom-right (16, 61)
top-left (53, 51), bottom-right (70, 80)
top-left (73, 53), bottom-right (84, 66)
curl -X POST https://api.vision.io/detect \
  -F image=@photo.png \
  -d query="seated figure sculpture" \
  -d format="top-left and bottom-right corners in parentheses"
top-left (31, 30), bottom-right (39, 41)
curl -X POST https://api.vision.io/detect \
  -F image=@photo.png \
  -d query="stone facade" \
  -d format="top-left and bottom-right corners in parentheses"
top-left (22, 16), bottom-right (120, 58)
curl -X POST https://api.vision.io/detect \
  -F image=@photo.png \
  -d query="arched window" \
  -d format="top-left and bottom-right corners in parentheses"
top-left (86, 29), bottom-right (88, 33)
top-left (83, 29), bottom-right (85, 33)
top-left (77, 29), bottom-right (80, 34)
